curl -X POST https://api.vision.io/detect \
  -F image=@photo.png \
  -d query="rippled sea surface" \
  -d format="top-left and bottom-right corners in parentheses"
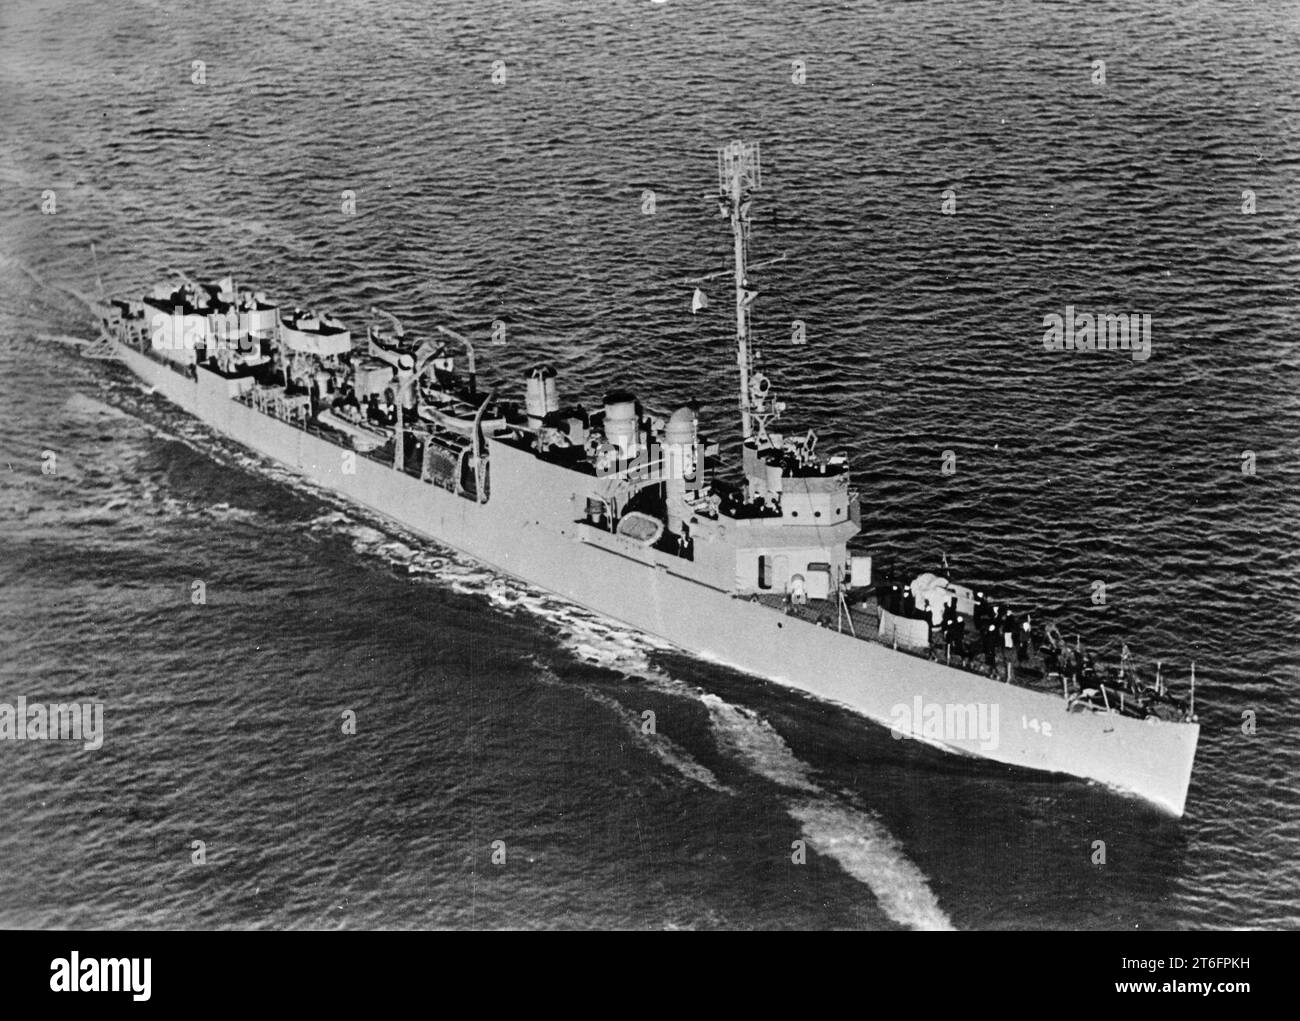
top-left (1, 0), bottom-right (1298, 929)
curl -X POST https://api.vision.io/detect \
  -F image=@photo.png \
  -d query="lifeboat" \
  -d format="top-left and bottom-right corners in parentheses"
top-left (417, 394), bottom-right (504, 436)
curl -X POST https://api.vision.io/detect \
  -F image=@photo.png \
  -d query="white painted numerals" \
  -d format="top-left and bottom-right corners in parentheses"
top-left (1022, 715), bottom-right (1053, 737)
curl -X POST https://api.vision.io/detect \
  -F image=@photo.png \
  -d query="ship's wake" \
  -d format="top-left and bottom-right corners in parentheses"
top-left (531, 665), bottom-right (732, 795)
top-left (315, 509), bottom-right (955, 929)
top-left (700, 695), bottom-right (955, 931)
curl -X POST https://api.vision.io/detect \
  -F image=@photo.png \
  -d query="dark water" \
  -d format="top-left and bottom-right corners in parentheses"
top-left (1, 0), bottom-right (1297, 929)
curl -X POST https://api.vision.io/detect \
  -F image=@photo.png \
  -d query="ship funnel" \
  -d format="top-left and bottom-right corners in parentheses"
top-left (664, 405), bottom-right (697, 446)
top-left (664, 405), bottom-right (699, 535)
top-left (664, 404), bottom-right (699, 485)
top-left (603, 390), bottom-right (639, 457)
top-left (525, 364), bottom-right (560, 426)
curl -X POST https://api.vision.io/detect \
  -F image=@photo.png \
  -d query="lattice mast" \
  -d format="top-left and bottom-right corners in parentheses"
top-left (718, 140), bottom-right (776, 448)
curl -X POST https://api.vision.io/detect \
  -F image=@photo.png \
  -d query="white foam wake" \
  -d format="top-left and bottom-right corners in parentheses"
top-left (701, 694), bottom-right (955, 931)
top-left (532, 666), bottom-right (730, 794)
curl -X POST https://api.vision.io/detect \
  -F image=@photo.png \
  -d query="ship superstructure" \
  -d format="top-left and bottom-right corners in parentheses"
top-left (92, 142), bottom-right (1200, 815)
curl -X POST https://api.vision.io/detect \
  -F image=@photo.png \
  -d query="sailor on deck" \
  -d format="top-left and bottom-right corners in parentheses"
top-left (1018, 614), bottom-right (1031, 663)
top-left (982, 622), bottom-right (998, 674)
top-left (677, 524), bottom-right (694, 561)
top-left (945, 614), bottom-right (965, 666)
top-left (942, 597), bottom-right (958, 630)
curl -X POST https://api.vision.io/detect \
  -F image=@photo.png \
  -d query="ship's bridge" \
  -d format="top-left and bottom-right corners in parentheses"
top-left (739, 438), bottom-right (857, 528)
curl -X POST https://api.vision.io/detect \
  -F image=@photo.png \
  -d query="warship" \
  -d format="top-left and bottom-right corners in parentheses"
top-left (89, 141), bottom-right (1199, 815)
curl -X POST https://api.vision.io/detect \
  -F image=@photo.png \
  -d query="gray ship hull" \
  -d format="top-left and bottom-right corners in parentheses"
top-left (114, 342), bottom-right (1200, 815)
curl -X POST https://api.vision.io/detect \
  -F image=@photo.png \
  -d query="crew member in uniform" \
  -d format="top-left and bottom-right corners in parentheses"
top-left (1017, 615), bottom-right (1031, 663)
top-left (942, 597), bottom-right (958, 632)
top-left (983, 622), bottom-right (998, 675)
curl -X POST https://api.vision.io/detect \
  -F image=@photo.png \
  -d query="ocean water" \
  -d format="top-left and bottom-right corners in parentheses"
top-left (0, 0), bottom-right (1297, 929)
